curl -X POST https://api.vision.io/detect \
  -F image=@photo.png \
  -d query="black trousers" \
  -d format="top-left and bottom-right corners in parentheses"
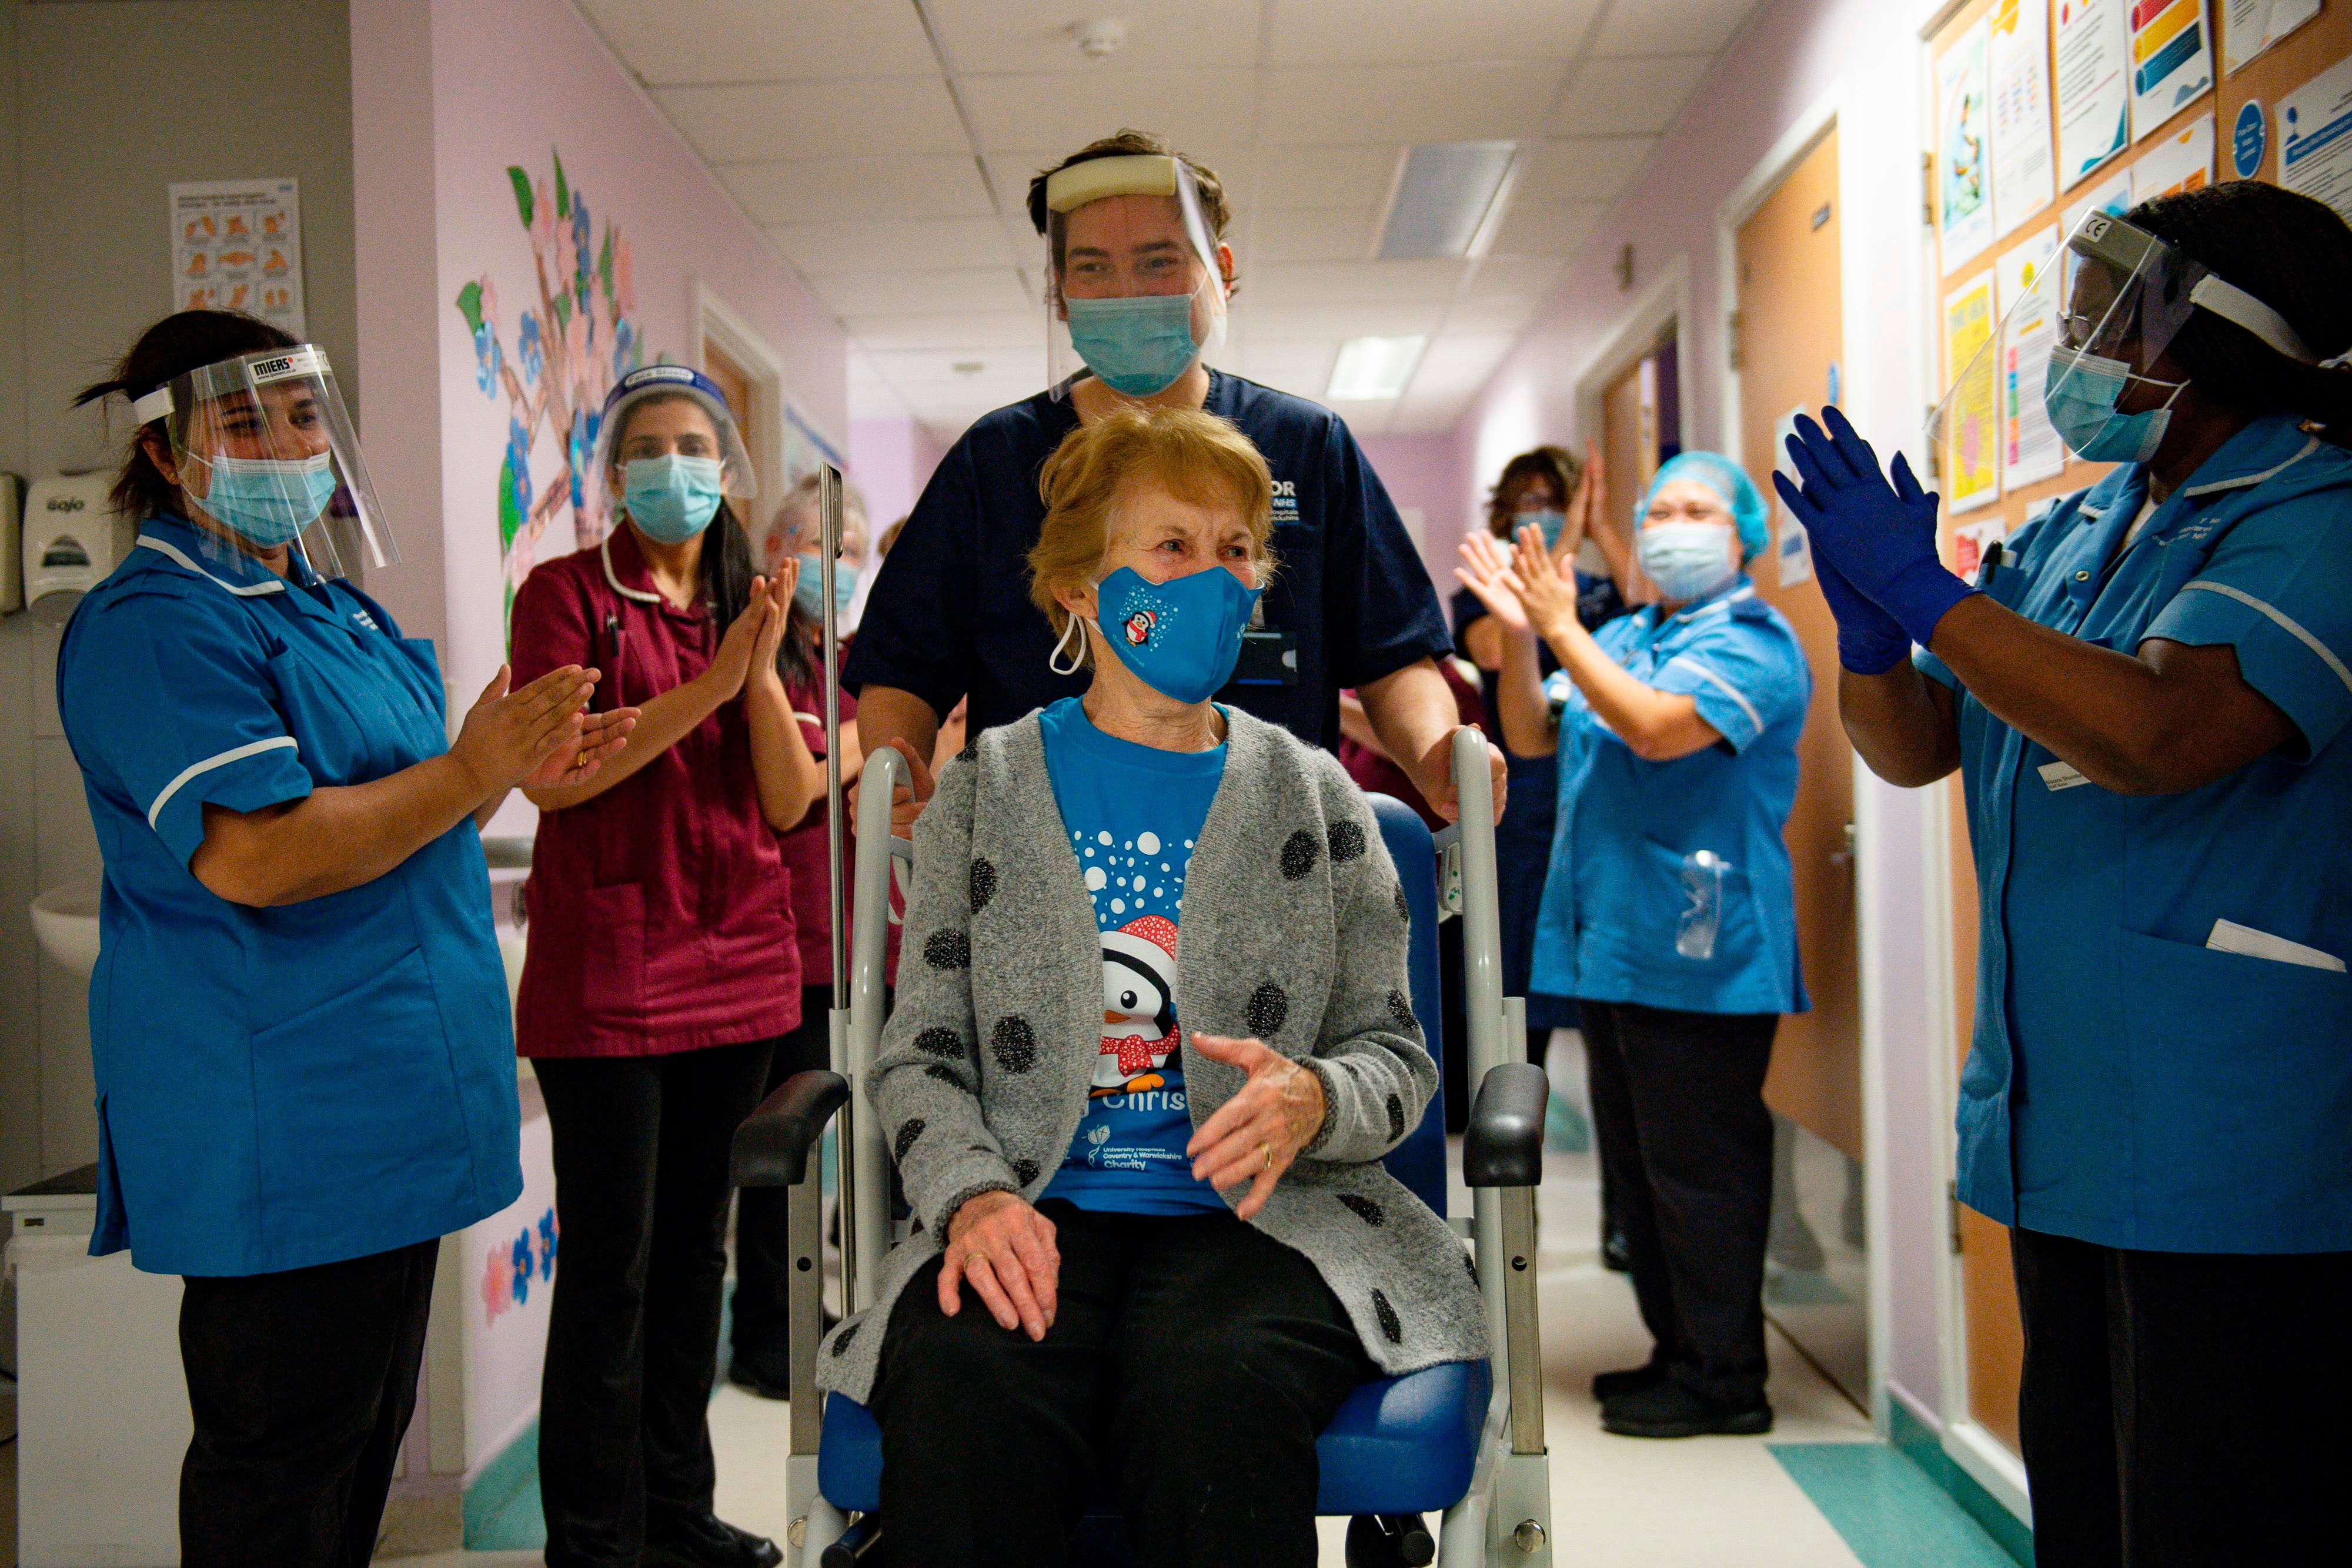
top-left (872, 1201), bottom-right (1376, 1568)
top-left (178, 1238), bottom-right (437, 1568)
top-left (534, 1038), bottom-right (777, 1568)
top-left (1581, 999), bottom-right (1777, 1406)
top-left (2009, 1228), bottom-right (2352, 1567)
top-left (732, 987), bottom-right (834, 1368)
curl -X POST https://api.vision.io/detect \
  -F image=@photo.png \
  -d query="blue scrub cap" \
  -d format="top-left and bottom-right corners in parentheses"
top-left (1637, 452), bottom-right (1769, 563)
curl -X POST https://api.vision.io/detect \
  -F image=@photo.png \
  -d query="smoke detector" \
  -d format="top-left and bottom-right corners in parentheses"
top-left (952, 360), bottom-right (986, 376)
top-left (1067, 19), bottom-right (1127, 61)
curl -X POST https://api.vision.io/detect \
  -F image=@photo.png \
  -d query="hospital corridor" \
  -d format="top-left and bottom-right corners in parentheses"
top-left (3, 1), bottom-right (2349, 1566)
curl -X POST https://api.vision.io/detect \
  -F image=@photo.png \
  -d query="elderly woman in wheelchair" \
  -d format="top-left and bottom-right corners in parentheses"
top-left (808, 405), bottom-right (1489, 1566)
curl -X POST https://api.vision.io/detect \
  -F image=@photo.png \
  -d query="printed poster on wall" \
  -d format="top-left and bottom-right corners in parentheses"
top-left (2130, 0), bottom-right (2215, 141)
top-left (2221, 0), bottom-right (2320, 75)
top-left (1953, 516), bottom-right (2012, 580)
top-left (2056, 0), bottom-right (2133, 187)
top-left (1939, 19), bottom-right (1998, 272)
top-left (2133, 113), bottom-right (2218, 200)
top-left (1771, 407), bottom-right (1813, 589)
top-left (1990, 0), bottom-right (2058, 238)
top-left (1943, 272), bottom-right (2002, 514)
top-left (169, 178), bottom-right (303, 335)
top-left (2279, 54), bottom-right (2352, 221)
top-left (1997, 230), bottom-right (2068, 491)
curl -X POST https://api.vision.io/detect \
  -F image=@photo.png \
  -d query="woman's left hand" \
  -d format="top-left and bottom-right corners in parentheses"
top-left (523, 706), bottom-right (640, 788)
top-left (1187, 1033), bottom-right (1327, 1220)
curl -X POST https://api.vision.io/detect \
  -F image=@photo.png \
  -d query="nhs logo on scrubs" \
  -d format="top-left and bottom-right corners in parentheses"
top-left (351, 609), bottom-right (381, 631)
top-left (1271, 478), bottom-right (1299, 527)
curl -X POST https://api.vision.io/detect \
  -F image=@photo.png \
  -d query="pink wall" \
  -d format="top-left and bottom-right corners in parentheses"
top-left (1357, 430), bottom-right (1475, 600)
top-left (849, 416), bottom-right (951, 537)
top-left (1448, 0), bottom-right (1955, 1431)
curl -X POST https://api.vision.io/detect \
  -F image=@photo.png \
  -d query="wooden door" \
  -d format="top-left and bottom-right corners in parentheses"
top-left (1732, 126), bottom-right (1869, 1403)
top-left (1734, 129), bottom-right (1862, 1164)
top-left (1600, 350), bottom-right (1659, 524)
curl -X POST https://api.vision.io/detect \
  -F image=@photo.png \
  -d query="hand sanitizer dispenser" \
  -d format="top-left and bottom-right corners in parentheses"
top-left (22, 473), bottom-right (131, 626)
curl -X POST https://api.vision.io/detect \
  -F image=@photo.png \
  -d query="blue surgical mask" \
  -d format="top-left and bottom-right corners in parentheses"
top-left (193, 451), bottom-right (338, 548)
top-left (1058, 565), bottom-right (1264, 703)
top-left (794, 551), bottom-right (856, 619)
top-left (624, 455), bottom-right (724, 543)
top-left (2043, 349), bottom-right (2179, 464)
top-left (1638, 520), bottom-right (1738, 603)
top-left (1064, 294), bottom-right (1201, 398)
top-left (1517, 507), bottom-right (1568, 550)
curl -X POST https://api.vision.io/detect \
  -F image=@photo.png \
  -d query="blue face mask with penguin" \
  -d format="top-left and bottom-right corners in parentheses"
top-left (1050, 564), bottom-right (1264, 703)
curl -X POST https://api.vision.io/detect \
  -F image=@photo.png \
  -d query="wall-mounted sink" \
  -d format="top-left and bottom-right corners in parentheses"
top-left (30, 876), bottom-right (102, 981)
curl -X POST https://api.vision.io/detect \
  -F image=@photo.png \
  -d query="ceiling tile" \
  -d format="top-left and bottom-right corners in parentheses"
top-left (1231, 301), bottom-right (1448, 339)
top-left (1257, 62), bottom-right (1565, 146)
top-left (1244, 259), bottom-right (1468, 307)
top-left (862, 346), bottom-right (1041, 383)
top-left (1548, 55), bottom-right (1709, 137)
top-left (1509, 136), bottom-right (1659, 208)
top-left (1326, 397), bottom-right (1398, 437)
top-left (981, 146), bottom-right (1252, 235)
top-left (841, 310), bottom-right (1041, 350)
top-left (811, 267), bottom-right (1031, 316)
top-left (1264, 0), bottom-right (1607, 64)
top-left (1484, 199), bottom-right (1606, 256)
top-left (926, 0), bottom-right (1262, 74)
top-left (1251, 206), bottom-right (1378, 264)
top-left (1588, 0), bottom-right (1763, 58)
top-left (1237, 340), bottom-right (1341, 385)
top-left (717, 156), bottom-right (994, 224)
top-left (1464, 254), bottom-right (1569, 300)
top-left (1252, 145), bottom-right (1402, 212)
top-left (957, 70), bottom-right (1257, 156)
top-left (654, 76), bottom-right (967, 161)
top-left (576, 0), bottom-right (937, 85)
top-left (768, 218), bottom-right (1017, 275)
top-left (1444, 294), bottom-right (1546, 335)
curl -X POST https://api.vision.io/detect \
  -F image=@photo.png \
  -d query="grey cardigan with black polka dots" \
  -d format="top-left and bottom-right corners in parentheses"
top-left (812, 705), bottom-right (1490, 1405)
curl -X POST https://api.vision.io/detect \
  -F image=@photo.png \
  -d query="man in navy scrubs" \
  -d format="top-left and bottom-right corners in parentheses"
top-left (846, 130), bottom-right (1503, 827)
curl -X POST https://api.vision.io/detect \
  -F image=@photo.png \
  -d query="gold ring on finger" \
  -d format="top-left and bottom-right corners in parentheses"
top-left (1259, 1141), bottom-right (1274, 1172)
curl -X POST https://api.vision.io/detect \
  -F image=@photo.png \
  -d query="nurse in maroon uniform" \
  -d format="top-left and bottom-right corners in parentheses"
top-left (508, 366), bottom-right (821, 1568)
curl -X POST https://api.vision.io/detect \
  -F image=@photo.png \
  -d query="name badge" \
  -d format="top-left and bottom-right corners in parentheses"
top-left (1230, 628), bottom-right (1299, 686)
top-left (2037, 760), bottom-right (2090, 791)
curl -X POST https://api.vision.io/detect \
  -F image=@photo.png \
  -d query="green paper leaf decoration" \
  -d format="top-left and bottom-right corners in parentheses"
top-left (506, 166), bottom-right (533, 229)
top-left (553, 292), bottom-right (573, 329)
top-left (553, 150), bottom-right (570, 220)
top-left (599, 230), bottom-right (614, 302)
top-left (497, 453), bottom-right (522, 552)
top-left (455, 280), bottom-right (485, 336)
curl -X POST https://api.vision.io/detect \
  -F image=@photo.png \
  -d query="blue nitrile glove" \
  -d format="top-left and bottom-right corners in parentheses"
top-left (1772, 405), bottom-right (1977, 649)
top-left (1812, 553), bottom-right (1913, 674)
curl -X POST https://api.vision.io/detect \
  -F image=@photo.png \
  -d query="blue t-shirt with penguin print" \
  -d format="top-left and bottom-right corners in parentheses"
top-left (1035, 697), bottom-right (1228, 1214)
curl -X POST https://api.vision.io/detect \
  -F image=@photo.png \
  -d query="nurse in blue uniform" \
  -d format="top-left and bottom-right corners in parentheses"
top-left (1781, 183), bottom-right (2352, 1565)
top-left (1458, 452), bottom-right (1809, 1441)
top-left (56, 312), bottom-right (636, 1568)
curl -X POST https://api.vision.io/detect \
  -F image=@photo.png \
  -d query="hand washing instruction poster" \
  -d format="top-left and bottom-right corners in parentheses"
top-left (2129, 1), bottom-right (2214, 141)
top-left (2056, 0), bottom-right (2133, 187)
top-left (2280, 53), bottom-right (2352, 221)
top-left (170, 178), bottom-right (305, 336)
top-left (1939, 19), bottom-right (1997, 272)
top-left (2222, 0), bottom-right (2320, 75)
top-left (1997, 230), bottom-right (2066, 491)
top-left (1771, 407), bottom-right (1813, 589)
top-left (1991, 0), bottom-right (2057, 238)
top-left (1943, 272), bottom-right (2001, 514)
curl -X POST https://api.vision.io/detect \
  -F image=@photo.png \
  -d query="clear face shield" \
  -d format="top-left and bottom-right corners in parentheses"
top-left (1045, 155), bottom-right (1230, 401)
top-left (585, 365), bottom-right (759, 532)
top-left (1930, 209), bottom-right (2325, 474)
top-left (138, 345), bottom-right (395, 580)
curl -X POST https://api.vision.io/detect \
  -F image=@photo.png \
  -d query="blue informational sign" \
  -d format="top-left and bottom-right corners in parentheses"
top-left (1826, 362), bottom-right (1841, 406)
top-left (2234, 99), bottom-right (2268, 180)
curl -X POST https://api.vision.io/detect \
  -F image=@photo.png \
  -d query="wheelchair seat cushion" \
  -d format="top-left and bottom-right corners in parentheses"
top-left (817, 1358), bottom-right (1491, 1517)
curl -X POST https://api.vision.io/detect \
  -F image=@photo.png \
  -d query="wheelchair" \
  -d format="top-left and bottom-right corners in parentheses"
top-left (733, 523), bottom-right (1553, 1566)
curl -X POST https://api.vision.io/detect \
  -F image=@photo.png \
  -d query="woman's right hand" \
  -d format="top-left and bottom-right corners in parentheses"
top-left (701, 579), bottom-right (778, 700)
top-left (940, 1188), bottom-right (1060, 1341)
top-left (450, 663), bottom-right (599, 797)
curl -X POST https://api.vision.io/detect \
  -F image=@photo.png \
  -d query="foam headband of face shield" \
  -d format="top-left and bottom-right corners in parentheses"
top-left (1045, 154), bottom-right (1181, 213)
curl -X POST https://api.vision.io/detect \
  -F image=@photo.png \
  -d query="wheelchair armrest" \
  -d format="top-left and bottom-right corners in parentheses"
top-left (1463, 1062), bottom-right (1548, 1189)
top-left (730, 1069), bottom-right (851, 1189)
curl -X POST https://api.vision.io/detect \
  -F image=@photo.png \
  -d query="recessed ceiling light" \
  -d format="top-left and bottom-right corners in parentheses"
top-left (1328, 335), bottom-right (1426, 402)
top-left (1377, 142), bottom-right (1518, 260)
